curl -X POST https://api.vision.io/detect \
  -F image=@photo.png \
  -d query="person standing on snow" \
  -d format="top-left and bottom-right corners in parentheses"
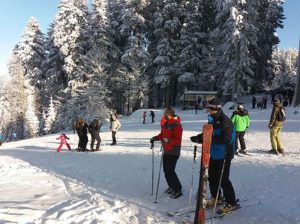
top-left (231, 104), bottom-right (250, 154)
top-left (143, 111), bottom-right (147, 124)
top-left (149, 110), bottom-right (155, 123)
top-left (150, 107), bottom-right (183, 199)
top-left (89, 117), bottom-right (102, 151)
top-left (76, 118), bottom-right (89, 151)
top-left (252, 96), bottom-right (257, 109)
top-left (110, 115), bottom-right (121, 145)
top-left (268, 99), bottom-right (285, 154)
top-left (56, 133), bottom-right (71, 152)
top-left (190, 98), bottom-right (237, 214)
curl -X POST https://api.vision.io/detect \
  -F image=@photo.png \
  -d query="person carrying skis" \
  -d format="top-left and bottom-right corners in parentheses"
top-left (76, 118), bottom-right (89, 151)
top-left (89, 117), bottom-right (102, 151)
top-left (268, 98), bottom-right (285, 154)
top-left (56, 133), bottom-right (71, 152)
top-left (150, 107), bottom-right (183, 199)
top-left (231, 103), bottom-right (250, 154)
top-left (110, 115), bottom-right (121, 145)
top-left (149, 110), bottom-right (155, 123)
top-left (190, 98), bottom-right (237, 214)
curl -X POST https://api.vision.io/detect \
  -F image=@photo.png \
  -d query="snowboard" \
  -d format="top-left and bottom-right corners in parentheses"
top-left (193, 123), bottom-right (213, 224)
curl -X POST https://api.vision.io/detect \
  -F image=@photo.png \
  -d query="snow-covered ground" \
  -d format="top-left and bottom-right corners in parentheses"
top-left (0, 99), bottom-right (300, 224)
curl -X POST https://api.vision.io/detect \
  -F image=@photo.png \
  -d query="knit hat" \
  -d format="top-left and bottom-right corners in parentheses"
top-left (206, 98), bottom-right (222, 110)
top-left (237, 104), bottom-right (244, 109)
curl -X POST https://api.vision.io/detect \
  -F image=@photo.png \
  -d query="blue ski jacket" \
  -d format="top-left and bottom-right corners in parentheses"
top-left (209, 110), bottom-right (236, 160)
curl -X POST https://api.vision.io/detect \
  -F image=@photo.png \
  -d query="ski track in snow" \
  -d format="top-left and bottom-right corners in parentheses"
top-left (0, 99), bottom-right (300, 224)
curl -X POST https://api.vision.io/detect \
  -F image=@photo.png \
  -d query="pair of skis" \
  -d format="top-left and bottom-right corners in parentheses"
top-left (194, 123), bottom-right (213, 224)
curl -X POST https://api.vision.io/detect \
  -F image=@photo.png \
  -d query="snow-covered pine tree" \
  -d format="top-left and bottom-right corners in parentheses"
top-left (44, 23), bottom-right (68, 99)
top-left (213, 0), bottom-right (259, 98)
top-left (106, 0), bottom-right (134, 113)
top-left (52, 0), bottom-right (89, 84)
top-left (24, 89), bottom-right (40, 137)
top-left (15, 16), bottom-right (46, 117)
top-left (153, 0), bottom-right (184, 107)
top-left (271, 48), bottom-right (298, 90)
top-left (120, 0), bottom-right (151, 111)
top-left (1, 53), bottom-right (27, 140)
top-left (15, 16), bottom-right (45, 85)
top-left (44, 96), bottom-right (57, 133)
top-left (178, 0), bottom-right (216, 92)
top-left (252, 0), bottom-right (285, 92)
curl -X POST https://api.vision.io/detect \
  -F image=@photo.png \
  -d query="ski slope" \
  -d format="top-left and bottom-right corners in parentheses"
top-left (0, 99), bottom-right (300, 224)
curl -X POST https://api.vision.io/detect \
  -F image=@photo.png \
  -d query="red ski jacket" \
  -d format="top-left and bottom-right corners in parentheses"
top-left (155, 117), bottom-right (183, 156)
top-left (57, 134), bottom-right (69, 144)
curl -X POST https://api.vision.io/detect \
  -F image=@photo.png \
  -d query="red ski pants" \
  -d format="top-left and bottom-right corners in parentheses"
top-left (57, 143), bottom-right (71, 152)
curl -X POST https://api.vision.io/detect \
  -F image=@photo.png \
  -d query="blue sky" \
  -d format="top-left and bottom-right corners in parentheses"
top-left (0, 0), bottom-right (299, 77)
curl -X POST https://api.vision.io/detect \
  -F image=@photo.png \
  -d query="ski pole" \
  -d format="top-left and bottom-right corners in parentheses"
top-left (154, 147), bottom-right (163, 203)
top-left (151, 142), bottom-right (154, 195)
top-left (188, 144), bottom-right (197, 208)
top-left (211, 158), bottom-right (226, 223)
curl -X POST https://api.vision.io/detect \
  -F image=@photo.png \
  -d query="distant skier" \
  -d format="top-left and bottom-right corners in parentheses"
top-left (252, 96), bottom-right (257, 109)
top-left (76, 118), bottom-right (89, 151)
top-left (89, 117), bottom-right (102, 151)
top-left (231, 104), bottom-right (250, 154)
top-left (12, 132), bottom-right (17, 141)
top-left (149, 110), bottom-right (155, 123)
top-left (110, 116), bottom-right (121, 145)
top-left (268, 99), bottom-right (285, 154)
top-left (56, 133), bottom-right (71, 152)
top-left (190, 98), bottom-right (237, 214)
top-left (143, 111), bottom-right (147, 124)
top-left (150, 107), bottom-right (183, 199)
top-left (195, 102), bottom-right (199, 114)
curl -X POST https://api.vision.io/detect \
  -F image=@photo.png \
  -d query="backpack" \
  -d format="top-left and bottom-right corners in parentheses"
top-left (276, 107), bottom-right (286, 121)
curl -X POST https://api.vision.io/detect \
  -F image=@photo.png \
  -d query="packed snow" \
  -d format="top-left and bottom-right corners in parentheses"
top-left (0, 98), bottom-right (300, 224)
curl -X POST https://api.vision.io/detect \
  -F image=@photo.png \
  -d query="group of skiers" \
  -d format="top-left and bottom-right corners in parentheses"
top-left (150, 96), bottom-right (286, 215)
top-left (142, 110), bottom-right (155, 124)
top-left (56, 112), bottom-right (121, 152)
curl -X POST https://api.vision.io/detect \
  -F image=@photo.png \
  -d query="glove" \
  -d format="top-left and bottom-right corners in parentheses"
top-left (190, 133), bottom-right (203, 143)
top-left (190, 136), bottom-right (198, 143)
top-left (150, 137), bottom-right (156, 143)
top-left (162, 138), bottom-right (169, 143)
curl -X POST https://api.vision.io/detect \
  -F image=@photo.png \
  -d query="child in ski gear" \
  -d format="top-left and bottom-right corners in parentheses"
top-left (149, 110), bottom-right (155, 123)
top-left (231, 104), bottom-right (250, 154)
top-left (76, 118), bottom-right (89, 151)
top-left (143, 111), bottom-right (147, 124)
top-left (190, 98), bottom-right (237, 213)
top-left (56, 133), bottom-right (71, 152)
top-left (89, 117), bottom-right (102, 151)
top-left (110, 116), bottom-right (121, 145)
top-left (150, 107), bottom-right (183, 199)
top-left (268, 99), bottom-right (285, 154)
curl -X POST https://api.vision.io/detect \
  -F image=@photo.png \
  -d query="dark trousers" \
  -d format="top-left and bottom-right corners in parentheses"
top-left (163, 154), bottom-right (182, 192)
top-left (151, 116), bottom-right (154, 123)
top-left (91, 134), bottom-right (101, 150)
top-left (208, 159), bottom-right (236, 205)
top-left (112, 131), bottom-right (117, 144)
top-left (236, 131), bottom-right (246, 150)
top-left (79, 135), bottom-right (88, 151)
